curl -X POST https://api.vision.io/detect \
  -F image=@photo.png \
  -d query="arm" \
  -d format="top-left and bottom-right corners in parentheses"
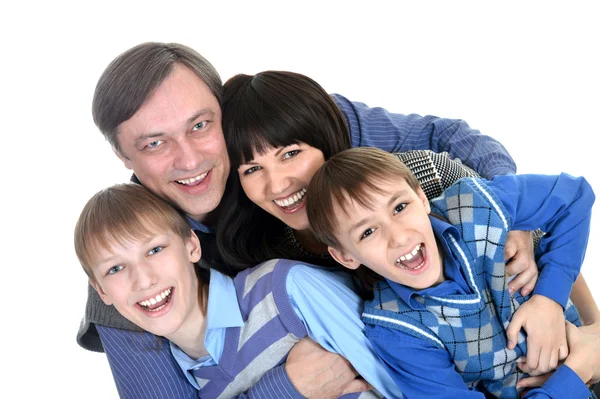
top-left (333, 93), bottom-right (516, 178)
top-left (366, 324), bottom-right (486, 398)
top-left (286, 265), bottom-right (403, 399)
top-left (521, 322), bottom-right (600, 399)
top-left (491, 174), bottom-right (594, 374)
top-left (489, 173), bottom-right (595, 308)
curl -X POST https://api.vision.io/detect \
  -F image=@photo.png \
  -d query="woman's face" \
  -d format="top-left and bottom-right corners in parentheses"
top-left (238, 142), bottom-right (325, 231)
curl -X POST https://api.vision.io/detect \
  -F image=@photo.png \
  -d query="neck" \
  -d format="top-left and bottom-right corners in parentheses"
top-left (166, 304), bottom-right (209, 360)
top-left (193, 201), bottom-right (223, 229)
top-left (294, 228), bottom-right (328, 254)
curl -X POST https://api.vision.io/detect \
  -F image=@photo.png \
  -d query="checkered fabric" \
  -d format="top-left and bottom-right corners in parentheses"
top-left (363, 177), bottom-right (581, 398)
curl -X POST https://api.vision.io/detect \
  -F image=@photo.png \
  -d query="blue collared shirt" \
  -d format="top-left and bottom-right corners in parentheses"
top-left (171, 265), bottom-right (404, 399)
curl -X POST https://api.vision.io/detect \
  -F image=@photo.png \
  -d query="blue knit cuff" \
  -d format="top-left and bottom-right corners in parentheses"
top-left (531, 364), bottom-right (590, 398)
top-left (249, 365), bottom-right (305, 399)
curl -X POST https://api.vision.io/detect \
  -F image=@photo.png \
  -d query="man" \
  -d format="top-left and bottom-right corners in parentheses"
top-left (79, 42), bottom-right (535, 398)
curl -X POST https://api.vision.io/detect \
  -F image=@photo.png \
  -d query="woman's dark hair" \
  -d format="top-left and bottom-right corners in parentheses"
top-left (216, 71), bottom-right (351, 270)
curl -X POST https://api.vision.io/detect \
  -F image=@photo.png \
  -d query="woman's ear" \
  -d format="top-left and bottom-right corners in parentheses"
top-left (328, 247), bottom-right (361, 270)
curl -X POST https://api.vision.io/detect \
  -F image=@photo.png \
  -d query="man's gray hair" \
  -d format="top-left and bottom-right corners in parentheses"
top-left (92, 42), bottom-right (222, 154)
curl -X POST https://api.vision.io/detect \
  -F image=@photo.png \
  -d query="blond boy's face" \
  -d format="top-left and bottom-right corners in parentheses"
top-left (89, 228), bottom-right (202, 340)
top-left (328, 177), bottom-right (445, 290)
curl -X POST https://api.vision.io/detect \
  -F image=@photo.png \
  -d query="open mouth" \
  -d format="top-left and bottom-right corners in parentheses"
top-left (138, 288), bottom-right (173, 313)
top-left (395, 243), bottom-right (426, 270)
top-left (273, 188), bottom-right (307, 210)
top-left (175, 171), bottom-right (209, 186)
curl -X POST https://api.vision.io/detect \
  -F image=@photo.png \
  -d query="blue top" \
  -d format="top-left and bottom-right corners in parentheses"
top-left (171, 266), bottom-right (403, 398)
top-left (366, 173), bottom-right (594, 398)
top-left (95, 93), bottom-right (518, 398)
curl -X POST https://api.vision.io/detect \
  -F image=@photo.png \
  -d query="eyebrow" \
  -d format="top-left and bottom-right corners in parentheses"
top-left (347, 189), bottom-right (410, 234)
top-left (241, 145), bottom-right (294, 165)
top-left (134, 108), bottom-right (215, 147)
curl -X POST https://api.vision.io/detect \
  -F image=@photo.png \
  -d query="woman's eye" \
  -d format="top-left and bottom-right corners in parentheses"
top-left (193, 121), bottom-right (208, 131)
top-left (360, 228), bottom-right (375, 240)
top-left (148, 246), bottom-right (163, 256)
top-left (394, 203), bottom-right (407, 214)
top-left (243, 166), bottom-right (261, 175)
top-left (283, 150), bottom-right (300, 160)
top-left (107, 265), bottom-right (123, 275)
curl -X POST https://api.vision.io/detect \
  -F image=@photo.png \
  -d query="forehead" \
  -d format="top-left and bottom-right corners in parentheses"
top-left (119, 65), bottom-right (221, 140)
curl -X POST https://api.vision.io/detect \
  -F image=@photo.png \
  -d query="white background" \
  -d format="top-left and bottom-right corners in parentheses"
top-left (1, 1), bottom-right (598, 397)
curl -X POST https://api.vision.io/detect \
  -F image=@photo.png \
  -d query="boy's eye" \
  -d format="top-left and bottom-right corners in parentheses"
top-left (107, 265), bottom-right (123, 275)
top-left (283, 150), bottom-right (300, 160)
top-left (360, 228), bottom-right (376, 240)
top-left (193, 121), bottom-right (208, 131)
top-left (243, 166), bottom-right (261, 175)
top-left (148, 246), bottom-right (163, 256)
top-left (394, 203), bottom-right (407, 214)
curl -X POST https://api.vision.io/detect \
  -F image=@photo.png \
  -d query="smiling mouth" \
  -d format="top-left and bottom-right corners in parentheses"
top-left (273, 188), bottom-right (307, 210)
top-left (395, 244), bottom-right (425, 270)
top-left (176, 171), bottom-right (209, 186)
top-left (138, 288), bottom-right (173, 312)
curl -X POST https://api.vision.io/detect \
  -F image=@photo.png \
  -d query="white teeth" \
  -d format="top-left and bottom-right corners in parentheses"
top-left (397, 244), bottom-right (421, 262)
top-left (138, 288), bottom-right (172, 308)
top-left (274, 188), bottom-right (307, 207)
top-left (177, 171), bottom-right (209, 185)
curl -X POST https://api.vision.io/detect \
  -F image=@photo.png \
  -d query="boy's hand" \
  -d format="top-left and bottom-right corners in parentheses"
top-left (505, 230), bottom-right (538, 296)
top-left (506, 294), bottom-right (567, 375)
top-left (518, 322), bottom-right (600, 387)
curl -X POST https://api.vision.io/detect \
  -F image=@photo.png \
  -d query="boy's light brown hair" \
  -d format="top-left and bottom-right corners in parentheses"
top-left (307, 147), bottom-right (421, 250)
top-left (74, 183), bottom-right (194, 282)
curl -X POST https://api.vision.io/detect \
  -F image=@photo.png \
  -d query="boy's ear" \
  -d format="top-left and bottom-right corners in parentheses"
top-left (113, 147), bottom-right (133, 170)
top-left (417, 186), bottom-right (431, 214)
top-left (328, 247), bottom-right (361, 270)
top-left (187, 230), bottom-right (202, 263)
top-left (90, 280), bottom-right (113, 306)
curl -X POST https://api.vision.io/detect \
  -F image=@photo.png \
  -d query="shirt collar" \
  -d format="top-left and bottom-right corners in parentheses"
top-left (186, 216), bottom-right (213, 234)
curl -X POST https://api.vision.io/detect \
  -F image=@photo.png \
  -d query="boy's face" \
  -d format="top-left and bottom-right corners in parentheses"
top-left (89, 228), bottom-right (202, 339)
top-left (328, 177), bottom-right (445, 290)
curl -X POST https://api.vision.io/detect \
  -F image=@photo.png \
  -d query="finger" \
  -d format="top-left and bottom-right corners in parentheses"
top-left (506, 314), bottom-right (525, 350)
top-left (504, 240), bottom-right (518, 267)
top-left (341, 378), bottom-right (372, 395)
top-left (548, 348), bottom-right (559, 371)
top-left (507, 265), bottom-right (536, 295)
top-left (526, 338), bottom-right (541, 372)
top-left (533, 347), bottom-right (551, 375)
top-left (558, 343), bottom-right (569, 361)
top-left (517, 373), bottom-right (552, 389)
top-left (519, 275), bottom-right (538, 297)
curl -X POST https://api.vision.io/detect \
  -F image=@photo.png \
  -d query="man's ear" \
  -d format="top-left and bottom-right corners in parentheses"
top-left (328, 247), bottom-right (361, 270)
top-left (90, 279), bottom-right (113, 306)
top-left (187, 230), bottom-right (202, 263)
top-left (417, 186), bottom-right (431, 214)
top-left (113, 147), bottom-right (133, 170)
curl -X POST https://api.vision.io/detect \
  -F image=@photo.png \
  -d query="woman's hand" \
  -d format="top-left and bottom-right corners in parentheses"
top-left (505, 230), bottom-right (538, 296)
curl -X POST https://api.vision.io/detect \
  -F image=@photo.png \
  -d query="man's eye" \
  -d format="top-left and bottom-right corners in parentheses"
top-left (148, 246), bottom-right (163, 256)
top-left (394, 203), bottom-right (407, 214)
top-left (283, 150), bottom-right (300, 160)
top-left (193, 121), bottom-right (208, 131)
top-left (107, 265), bottom-right (123, 275)
top-left (243, 166), bottom-right (261, 175)
top-left (146, 140), bottom-right (163, 149)
top-left (360, 228), bottom-right (375, 240)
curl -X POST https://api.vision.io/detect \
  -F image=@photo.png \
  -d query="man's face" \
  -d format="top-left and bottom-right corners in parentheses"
top-left (328, 177), bottom-right (445, 290)
top-left (115, 64), bottom-right (230, 222)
